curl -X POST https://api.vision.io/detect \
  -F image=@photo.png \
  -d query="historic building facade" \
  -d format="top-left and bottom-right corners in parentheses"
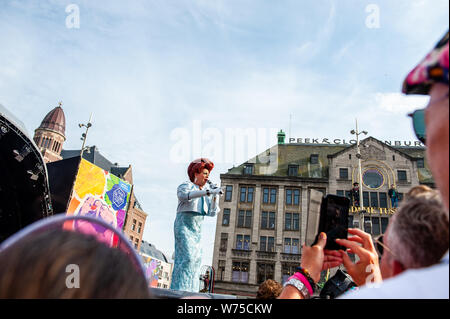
top-left (212, 133), bottom-right (433, 297)
top-left (33, 103), bottom-right (66, 163)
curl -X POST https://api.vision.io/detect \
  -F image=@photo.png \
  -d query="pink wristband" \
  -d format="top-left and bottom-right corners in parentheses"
top-left (288, 272), bottom-right (313, 296)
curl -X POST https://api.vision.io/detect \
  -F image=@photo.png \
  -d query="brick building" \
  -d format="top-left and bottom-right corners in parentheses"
top-left (212, 132), bottom-right (433, 297)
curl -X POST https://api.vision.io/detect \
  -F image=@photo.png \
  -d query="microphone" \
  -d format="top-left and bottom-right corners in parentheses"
top-left (207, 180), bottom-right (224, 195)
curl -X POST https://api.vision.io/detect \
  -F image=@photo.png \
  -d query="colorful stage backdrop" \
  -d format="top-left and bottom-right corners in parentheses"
top-left (65, 159), bottom-right (132, 246)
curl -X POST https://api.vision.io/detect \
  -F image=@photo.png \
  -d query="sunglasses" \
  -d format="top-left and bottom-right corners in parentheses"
top-left (374, 234), bottom-right (396, 258)
top-left (408, 109), bottom-right (426, 145)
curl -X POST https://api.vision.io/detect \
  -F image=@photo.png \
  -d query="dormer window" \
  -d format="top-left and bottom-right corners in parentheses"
top-left (288, 165), bottom-right (298, 177)
top-left (243, 164), bottom-right (254, 175)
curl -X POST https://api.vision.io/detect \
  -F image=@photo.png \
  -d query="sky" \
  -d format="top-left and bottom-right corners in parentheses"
top-left (0, 0), bottom-right (448, 267)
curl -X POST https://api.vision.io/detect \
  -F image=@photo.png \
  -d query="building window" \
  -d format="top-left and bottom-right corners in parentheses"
top-left (232, 262), bottom-right (249, 283)
top-left (310, 154), bottom-right (319, 164)
top-left (163, 284), bottom-right (168, 289)
top-left (379, 193), bottom-right (388, 208)
top-left (363, 169), bottom-right (384, 189)
top-left (218, 260), bottom-right (226, 281)
top-left (397, 170), bottom-right (407, 182)
top-left (222, 208), bottom-right (230, 226)
top-left (285, 189), bottom-right (300, 206)
top-left (236, 235), bottom-right (251, 250)
top-left (220, 233), bottom-right (228, 252)
top-left (286, 189), bottom-right (292, 205)
top-left (261, 211), bottom-right (275, 229)
top-left (381, 217), bottom-right (389, 233)
top-left (131, 219), bottom-right (136, 231)
top-left (263, 188), bottom-right (269, 204)
top-left (134, 238), bottom-right (139, 249)
top-left (370, 192), bottom-right (379, 207)
top-left (240, 187), bottom-right (246, 202)
top-left (284, 238), bottom-right (300, 254)
top-left (263, 188), bottom-right (277, 204)
top-left (417, 158), bottom-right (425, 168)
top-left (240, 186), bottom-right (254, 203)
top-left (138, 222), bottom-right (142, 233)
top-left (349, 154), bottom-right (352, 160)
top-left (285, 213), bottom-right (300, 231)
top-left (257, 263), bottom-right (274, 284)
top-left (260, 236), bottom-right (275, 252)
top-left (243, 164), bottom-right (254, 175)
top-left (237, 210), bottom-right (252, 228)
top-left (282, 265), bottom-right (297, 284)
top-left (260, 236), bottom-right (266, 252)
top-left (372, 217), bottom-right (380, 235)
top-left (247, 187), bottom-right (254, 202)
top-left (288, 165), bottom-right (298, 177)
top-left (392, 155), bottom-right (396, 161)
top-left (363, 192), bottom-right (369, 207)
top-left (339, 168), bottom-right (349, 180)
top-left (337, 190), bottom-right (344, 197)
top-left (270, 188), bottom-right (277, 204)
top-left (225, 185), bottom-right (233, 201)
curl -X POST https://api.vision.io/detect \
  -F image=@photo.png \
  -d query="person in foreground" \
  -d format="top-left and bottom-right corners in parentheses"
top-left (277, 233), bottom-right (343, 299)
top-left (278, 30), bottom-right (449, 299)
top-left (378, 189), bottom-right (448, 281)
top-left (337, 30), bottom-right (449, 299)
top-left (0, 216), bottom-right (150, 298)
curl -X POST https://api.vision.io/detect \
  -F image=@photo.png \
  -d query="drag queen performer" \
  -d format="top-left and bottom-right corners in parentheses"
top-left (170, 158), bottom-right (223, 292)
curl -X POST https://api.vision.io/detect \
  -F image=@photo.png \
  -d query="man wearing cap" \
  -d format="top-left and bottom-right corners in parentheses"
top-left (350, 182), bottom-right (360, 207)
top-left (337, 31), bottom-right (449, 299)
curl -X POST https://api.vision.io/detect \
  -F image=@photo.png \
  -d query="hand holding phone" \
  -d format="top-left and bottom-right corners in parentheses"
top-left (312, 195), bottom-right (350, 250)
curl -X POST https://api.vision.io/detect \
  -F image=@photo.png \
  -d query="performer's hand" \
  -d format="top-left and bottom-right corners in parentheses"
top-left (210, 188), bottom-right (223, 195)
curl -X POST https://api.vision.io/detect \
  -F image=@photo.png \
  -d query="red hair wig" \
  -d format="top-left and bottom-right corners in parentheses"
top-left (187, 158), bottom-right (214, 183)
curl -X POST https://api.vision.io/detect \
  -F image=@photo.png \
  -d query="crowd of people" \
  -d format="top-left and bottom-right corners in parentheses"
top-left (0, 29), bottom-right (447, 299)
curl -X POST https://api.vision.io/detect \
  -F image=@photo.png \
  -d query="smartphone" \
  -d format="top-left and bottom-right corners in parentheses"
top-left (312, 194), bottom-right (349, 250)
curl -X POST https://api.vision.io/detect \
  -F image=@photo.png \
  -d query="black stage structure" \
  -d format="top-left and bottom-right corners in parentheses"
top-left (0, 104), bottom-right (53, 243)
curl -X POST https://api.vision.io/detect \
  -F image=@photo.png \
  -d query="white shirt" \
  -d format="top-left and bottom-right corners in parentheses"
top-left (340, 251), bottom-right (449, 299)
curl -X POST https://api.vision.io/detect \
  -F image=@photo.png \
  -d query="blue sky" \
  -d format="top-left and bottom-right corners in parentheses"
top-left (1, 0), bottom-right (448, 266)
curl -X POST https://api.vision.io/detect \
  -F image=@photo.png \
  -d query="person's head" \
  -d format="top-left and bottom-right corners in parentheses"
top-left (187, 158), bottom-right (214, 187)
top-left (403, 31), bottom-right (449, 210)
top-left (353, 182), bottom-right (359, 188)
top-left (406, 184), bottom-right (433, 198)
top-left (256, 279), bottom-right (282, 299)
top-left (0, 228), bottom-right (150, 298)
top-left (391, 184), bottom-right (395, 188)
top-left (379, 190), bottom-right (449, 280)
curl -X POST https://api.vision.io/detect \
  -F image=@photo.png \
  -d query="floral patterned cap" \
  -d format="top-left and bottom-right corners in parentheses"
top-left (402, 31), bottom-right (449, 95)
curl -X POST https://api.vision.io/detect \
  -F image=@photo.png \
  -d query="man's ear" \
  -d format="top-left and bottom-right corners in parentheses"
top-left (392, 260), bottom-right (405, 276)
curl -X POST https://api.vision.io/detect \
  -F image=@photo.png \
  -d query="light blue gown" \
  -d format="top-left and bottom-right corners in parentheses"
top-left (170, 181), bottom-right (219, 292)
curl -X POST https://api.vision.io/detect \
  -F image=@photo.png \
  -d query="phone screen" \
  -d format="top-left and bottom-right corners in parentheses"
top-left (314, 195), bottom-right (349, 250)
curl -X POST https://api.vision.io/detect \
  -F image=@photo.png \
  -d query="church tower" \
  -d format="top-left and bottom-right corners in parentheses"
top-left (33, 102), bottom-right (66, 163)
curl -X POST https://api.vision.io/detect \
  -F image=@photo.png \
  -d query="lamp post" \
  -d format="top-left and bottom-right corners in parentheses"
top-left (351, 119), bottom-right (368, 230)
top-left (79, 113), bottom-right (93, 157)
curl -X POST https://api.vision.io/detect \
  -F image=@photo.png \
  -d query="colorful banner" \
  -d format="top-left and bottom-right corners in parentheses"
top-left (143, 257), bottom-right (163, 288)
top-left (65, 159), bottom-right (132, 246)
